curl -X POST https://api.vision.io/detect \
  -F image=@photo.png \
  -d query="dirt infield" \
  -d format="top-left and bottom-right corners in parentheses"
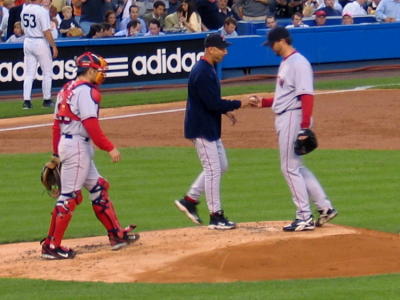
top-left (0, 89), bottom-right (399, 283)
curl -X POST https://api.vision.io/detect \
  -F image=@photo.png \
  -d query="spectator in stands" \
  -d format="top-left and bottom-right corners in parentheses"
top-left (180, 0), bottom-right (202, 32)
top-left (120, 4), bottom-right (147, 33)
top-left (0, 0), bottom-right (15, 41)
top-left (342, 0), bottom-right (367, 16)
top-left (287, 0), bottom-right (305, 17)
top-left (164, 5), bottom-right (186, 31)
top-left (237, 0), bottom-right (272, 21)
top-left (86, 23), bottom-right (104, 37)
top-left (265, 14), bottom-right (277, 28)
top-left (219, 16), bottom-right (238, 36)
top-left (101, 22), bottom-right (114, 36)
top-left (59, 5), bottom-right (80, 37)
top-left (121, 0), bottom-right (146, 19)
top-left (80, 0), bottom-right (112, 35)
top-left (315, 0), bottom-right (341, 15)
top-left (286, 11), bottom-right (309, 27)
top-left (104, 9), bottom-right (118, 33)
top-left (71, 0), bottom-right (82, 23)
top-left (217, 0), bottom-right (240, 28)
top-left (313, 9), bottom-right (327, 25)
top-left (368, 0), bottom-right (380, 14)
top-left (115, 19), bottom-right (143, 35)
top-left (303, 0), bottom-right (319, 16)
top-left (274, 0), bottom-right (290, 18)
top-left (52, 0), bottom-right (66, 17)
top-left (196, 0), bottom-right (221, 30)
top-left (143, 0), bottom-right (166, 29)
top-left (167, 0), bottom-right (179, 13)
top-left (5, 20), bottom-right (24, 42)
top-left (6, 0), bottom-right (23, 40)
top-left (144, 18), bottom-right (165, 35)
top-left (376, 0), bottom-right (400, 22)
top-left (341, 12), bottom-right (353, 23)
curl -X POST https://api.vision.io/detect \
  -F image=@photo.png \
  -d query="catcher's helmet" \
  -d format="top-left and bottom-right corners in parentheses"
top-left (75, 52), bottom-right (107, 84)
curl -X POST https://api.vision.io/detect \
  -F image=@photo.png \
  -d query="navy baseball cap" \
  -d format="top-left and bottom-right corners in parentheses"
top-left (263, 26), bottom-right (290, 46)
top-left (204, 33), bottom-right (232, 49)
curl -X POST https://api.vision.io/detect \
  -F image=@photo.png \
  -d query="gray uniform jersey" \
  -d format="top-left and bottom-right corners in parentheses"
top-left (272, 52), bottom-right (314, 114)
top-left (55, 83), bottom-right (99, 138)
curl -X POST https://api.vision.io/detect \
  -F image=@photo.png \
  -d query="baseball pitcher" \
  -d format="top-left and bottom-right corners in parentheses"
top-left (250, 27), bottom-right (338, 232)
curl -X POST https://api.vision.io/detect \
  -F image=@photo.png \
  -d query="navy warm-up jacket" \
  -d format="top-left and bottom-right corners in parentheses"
top-left (184, 59), bottom-right (242, 141)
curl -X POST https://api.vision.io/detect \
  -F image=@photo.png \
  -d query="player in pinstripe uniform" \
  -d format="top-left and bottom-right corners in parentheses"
top-left (20, 0), bottom-right (57, 109)
top-left (175, 33), bottom-right (250, 230)
top-left (250, 27), bottom-right (338, 231)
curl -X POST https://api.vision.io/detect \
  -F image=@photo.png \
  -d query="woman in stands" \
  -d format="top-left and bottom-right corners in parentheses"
top-left (180, 0), bottom-right (202, 32)
top-left (104, 10), bottom-right (118, 35)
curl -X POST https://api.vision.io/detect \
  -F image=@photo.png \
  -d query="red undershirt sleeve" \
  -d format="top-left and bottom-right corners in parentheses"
top-left (52, 119), bottom-right (61, 155)
top-left (82, 117), bottom-right (115, 152)
top-left (299, 94), bottom-right (314, 129)
top-left (261, 97), bottom-right (274, 108)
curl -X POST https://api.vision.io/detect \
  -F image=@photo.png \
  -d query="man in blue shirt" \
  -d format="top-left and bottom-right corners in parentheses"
top-left (175, 33), bottom-right (250, 230)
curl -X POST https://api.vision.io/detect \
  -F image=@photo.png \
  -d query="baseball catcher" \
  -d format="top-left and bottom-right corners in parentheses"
top-left (40, 155), bottom-right (61, 198)
top-left (294, 128), bottom-right (318, 155)
top-left (40, 52), bottom-right (139, 260)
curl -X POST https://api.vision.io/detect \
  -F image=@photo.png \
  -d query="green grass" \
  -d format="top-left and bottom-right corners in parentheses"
top-left (0, 274), bottom-right (399, 300)
top-left (1, 75), bottom-right (399, 119)
top-left (0, 147), bottom-right (399, 298)
top-left (0, 148), bottom-right (398, 244)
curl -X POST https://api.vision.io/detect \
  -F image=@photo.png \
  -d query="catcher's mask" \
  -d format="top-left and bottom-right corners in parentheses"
top-left (75, 52), bottom-right (108, 85)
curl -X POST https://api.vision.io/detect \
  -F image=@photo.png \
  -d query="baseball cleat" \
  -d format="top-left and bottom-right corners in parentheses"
top-left (316, 208), bottom-right (338, 227)
top-left (175, 198), bottom-right (202, 224)
top-left (283, 216), bottom-right (315, 232)
top-left (42, 99), bottom-right (54, 108)
top-left (41, 244), bottom-right (76, 260)
top-left (109, 226), bottom-right (140, 251)
top-left (22, 100), bottom-right (32, 109)
top-left (208, 210), bottom-right (236, 230)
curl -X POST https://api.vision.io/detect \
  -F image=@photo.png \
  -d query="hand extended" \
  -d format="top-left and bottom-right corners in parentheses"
top-left (225, 112), bottom-right (237, 126)
top-left (108, 148), bottom-right (121, 162)
top-left (248, 95), bottom-right (262, 107)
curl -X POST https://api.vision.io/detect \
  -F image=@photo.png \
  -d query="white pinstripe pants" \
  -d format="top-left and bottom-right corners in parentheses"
top-left (187, 138), bottom-right (228, 214)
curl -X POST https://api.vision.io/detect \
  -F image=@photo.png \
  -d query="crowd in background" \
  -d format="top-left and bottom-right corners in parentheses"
top-left (0, 0), bottom-right (399, 42)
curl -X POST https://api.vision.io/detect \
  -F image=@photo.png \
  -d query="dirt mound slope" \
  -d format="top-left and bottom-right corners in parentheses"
top-left (0, 222), bottom-right (398, 283)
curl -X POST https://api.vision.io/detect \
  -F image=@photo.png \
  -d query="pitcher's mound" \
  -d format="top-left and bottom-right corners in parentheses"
top-left (0, 221), bottom-right (399, 283)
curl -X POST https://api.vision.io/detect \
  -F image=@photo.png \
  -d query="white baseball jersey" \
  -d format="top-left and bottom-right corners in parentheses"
top-left (20, 4), bottom-right (51, 38)
top-left (55, 82), bottom-right (99, 138)
top-left (272, 52), bottom-right (314, 115)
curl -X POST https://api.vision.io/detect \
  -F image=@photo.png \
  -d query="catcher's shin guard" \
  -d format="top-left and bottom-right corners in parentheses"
top-left (90, 178), bottom-right (124, 234)
top-left (44, 191), bottom-right (82, 247)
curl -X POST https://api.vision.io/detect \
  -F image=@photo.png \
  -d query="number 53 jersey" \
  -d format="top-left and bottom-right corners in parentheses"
top-left (20, 3), bottom-right (51, 38)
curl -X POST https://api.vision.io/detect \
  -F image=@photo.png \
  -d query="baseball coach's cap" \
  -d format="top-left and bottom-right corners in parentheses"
top-left (263, 26), bottom-right (290, 46)
top-left (204, 33), bottom-right (232, 48)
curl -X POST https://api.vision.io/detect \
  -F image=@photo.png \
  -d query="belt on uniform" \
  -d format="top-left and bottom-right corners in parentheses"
top-left (277, 107), bottom-right (301, 116)
top-left (63, 134), bottom-right (90, 142)
top-left (27, 36), bottom-right (44, 39)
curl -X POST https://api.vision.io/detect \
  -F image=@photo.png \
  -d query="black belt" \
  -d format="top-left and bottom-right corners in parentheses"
top-left (277, 107), bottom-right (301, 116)
top-left (63, 134), bottom-right (90, 142)
top-left (27, 36), bottom-right (44, 39)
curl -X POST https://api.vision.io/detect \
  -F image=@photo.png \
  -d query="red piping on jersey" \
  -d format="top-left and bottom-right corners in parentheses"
top-left (283, 50), bottom-right (298, 61)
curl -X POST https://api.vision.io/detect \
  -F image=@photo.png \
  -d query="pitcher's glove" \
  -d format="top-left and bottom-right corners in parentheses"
top-left (294, 129), bottom-right (318, 156)
top-left (41, 155), bottom-right (61, 198)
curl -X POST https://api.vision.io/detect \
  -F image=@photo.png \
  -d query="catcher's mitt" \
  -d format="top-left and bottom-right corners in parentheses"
top-left (294, 129), bottom-right (318, 156)
top-left (41, 156), bottom-right (61, 198)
